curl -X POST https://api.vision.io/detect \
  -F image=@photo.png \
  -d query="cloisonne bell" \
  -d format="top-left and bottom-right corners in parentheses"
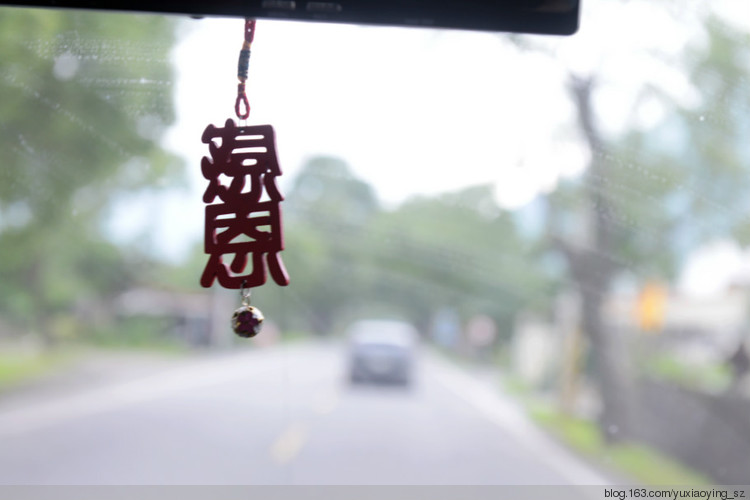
top-left (232, 286), bottom-right (264, 338)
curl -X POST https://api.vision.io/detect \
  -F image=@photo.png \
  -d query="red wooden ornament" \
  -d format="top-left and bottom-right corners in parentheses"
top-left (200, 118), bottom-right (290, 289)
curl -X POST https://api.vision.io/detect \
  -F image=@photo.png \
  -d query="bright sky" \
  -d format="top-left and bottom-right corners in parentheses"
top-left (163, 19), bottom-right (583, 207)
top-left (122, 0), bottom-right (749, 297)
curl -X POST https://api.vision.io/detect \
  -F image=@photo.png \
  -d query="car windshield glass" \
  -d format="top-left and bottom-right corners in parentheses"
top-left (0, 0), bottom-right (749, 487)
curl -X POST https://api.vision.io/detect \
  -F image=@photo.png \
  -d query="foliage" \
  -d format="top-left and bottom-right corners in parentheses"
top-left (530, 406), bottom-right (711, 486)
top-left (0, 8), bottom-right (180, 220)
top-left (0, 8), bottom-right (182, 344)
top-left (367, 186), bottom-right (552, 335)
top-left (86, 316), bottom-right (188, 352)
top-left (0, 349), bottom-right (77, 391)
top-left (242, 156), bottom-right (553, 338)
top-left (548, 11), bottom-right (750, 282)
top-left (638, 352), bottom-right (732, 393)
top-left (540, 4), bottom-right (750, 441)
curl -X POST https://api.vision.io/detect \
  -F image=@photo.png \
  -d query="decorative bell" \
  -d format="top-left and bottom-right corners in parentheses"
top-left (232, 306), bottom-right (264, 338)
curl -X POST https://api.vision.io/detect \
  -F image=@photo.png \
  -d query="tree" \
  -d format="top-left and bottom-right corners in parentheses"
top-left (259, 157), bottom-right (551, 339)
top-left (544, 5), bottom-right (750, 441)
top-left (0, 8), bottom-right (182, 344)
top-left (280, 156), bottom-right (380, 334)
top-left (285, 156), bottom-right (379, 228)
top-left (368, 185), bottom-right (551, 336)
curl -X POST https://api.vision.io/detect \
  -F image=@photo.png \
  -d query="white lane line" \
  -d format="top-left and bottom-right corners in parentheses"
top-left (428, 355), bottom-right (611, 485)
top-left (0, 349), bottom-right (293, 437)
top-left (270, 421), bottom-right (308, 465)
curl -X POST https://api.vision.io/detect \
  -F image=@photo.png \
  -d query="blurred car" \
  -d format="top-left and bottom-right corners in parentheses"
top-left (346, 319), bottom-right (419, 386)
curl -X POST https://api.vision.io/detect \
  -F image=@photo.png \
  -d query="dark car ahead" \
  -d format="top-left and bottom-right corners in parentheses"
top-left (347, 320), bottom-right (419, 386)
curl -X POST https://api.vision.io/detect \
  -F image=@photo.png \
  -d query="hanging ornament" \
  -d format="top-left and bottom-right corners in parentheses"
top-left (232, 285), bottom-right (265, 338)
top-left (200, 19), bottom-right (289, 338)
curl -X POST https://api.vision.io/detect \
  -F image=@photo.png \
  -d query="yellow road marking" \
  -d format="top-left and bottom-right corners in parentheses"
top-left (270, 422), bottom-right (308, 465)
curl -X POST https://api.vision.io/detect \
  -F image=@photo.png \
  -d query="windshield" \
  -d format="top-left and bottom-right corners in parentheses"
top-left (0, 0), bottom-right (749, 488)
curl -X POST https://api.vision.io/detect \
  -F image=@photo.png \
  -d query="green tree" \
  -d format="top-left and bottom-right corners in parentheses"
top-left (368, 185), bottom-right (551, 337)
top-left (264, 157), bottom-right (550, 339)
top-left (544, 7), bottom-right (750, 441)
top-left (0, 8), bottom-right (181, 344)
top-left (285, 156), bottom-right (379, 228)
top-left (280, 156), bottom-right (380, 334)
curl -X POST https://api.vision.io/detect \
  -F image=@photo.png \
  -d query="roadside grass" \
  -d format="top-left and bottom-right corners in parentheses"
top-left (0, 324), bottom-right (189, 393)
top-left (280, 330), bottom-right (313, 343)
top-left (528, 404), bottom-right (712, 486)
top-left (0, 350), bottom-right (76, 391)
top-left (643, 354), bottom-right (731, 393)
top-left (0, 327), bottom-right (307, 394)
top-left (438, 349), bottom-right (721, 487)
top-left (87, 335), bottom-right (189, 355)
top-left (85, 318), bottom-right (189, 354)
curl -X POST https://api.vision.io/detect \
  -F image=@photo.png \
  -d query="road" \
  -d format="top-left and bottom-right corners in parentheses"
top-left (0, 343), bottom-right (610, 485)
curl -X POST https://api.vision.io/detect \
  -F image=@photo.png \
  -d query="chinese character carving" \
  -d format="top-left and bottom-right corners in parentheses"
top-left (200, 119), bottom-right (289, 289)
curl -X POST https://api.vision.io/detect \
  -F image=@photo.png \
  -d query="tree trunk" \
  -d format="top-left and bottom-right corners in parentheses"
top-left (566, 75), bottom-right (635, 442)
top-left (579, 282), bottom-right (634, 442)
top-left (28, 257), bottom-right (57, 350)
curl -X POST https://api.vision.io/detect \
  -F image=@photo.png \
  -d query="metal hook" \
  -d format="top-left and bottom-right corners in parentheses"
top-left (240, 280), bottom-right (251, 307)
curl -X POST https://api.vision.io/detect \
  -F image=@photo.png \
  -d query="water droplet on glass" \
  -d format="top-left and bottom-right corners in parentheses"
top-left (53, 51), bottom-right (79, 81)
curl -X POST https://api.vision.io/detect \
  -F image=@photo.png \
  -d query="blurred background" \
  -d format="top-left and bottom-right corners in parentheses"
top-left (0, 0), bottom-right (749, 486)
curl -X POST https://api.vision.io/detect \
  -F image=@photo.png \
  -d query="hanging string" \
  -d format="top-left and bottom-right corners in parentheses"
top-left (235, 18), bottom-right (256, 120)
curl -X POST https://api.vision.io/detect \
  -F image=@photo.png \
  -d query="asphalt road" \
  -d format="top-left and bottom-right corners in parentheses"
top-left (0, 343), bottom-right (610, 485)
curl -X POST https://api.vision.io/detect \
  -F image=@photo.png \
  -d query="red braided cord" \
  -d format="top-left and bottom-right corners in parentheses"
top-left (245, 18), bottom-right (256, 43)
top-left (235, 18), bottom-right (255, 120)
top-left (235, 83), bottom-right (250, 120)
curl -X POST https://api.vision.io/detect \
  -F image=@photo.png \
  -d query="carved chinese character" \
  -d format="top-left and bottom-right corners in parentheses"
top-left (200, 119), bottom-right (289, 289)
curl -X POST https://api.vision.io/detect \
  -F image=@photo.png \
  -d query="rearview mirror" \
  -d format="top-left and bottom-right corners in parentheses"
top-left (1, 0), bottom-right (580, 35)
